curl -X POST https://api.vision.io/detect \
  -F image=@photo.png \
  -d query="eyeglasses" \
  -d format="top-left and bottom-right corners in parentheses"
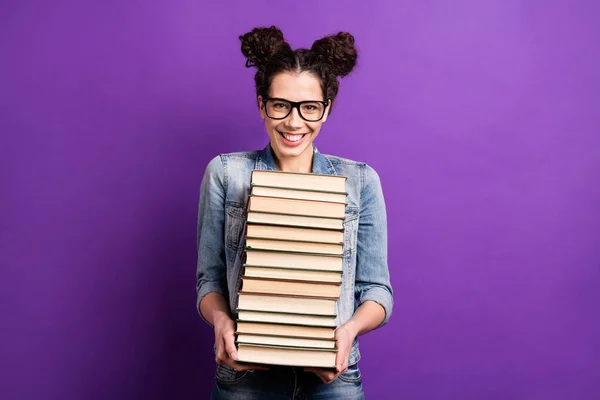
top-left (262, 98), bottom-right (329, 122)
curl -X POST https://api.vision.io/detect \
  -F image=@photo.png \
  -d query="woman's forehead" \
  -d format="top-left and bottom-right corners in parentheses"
top-left (269, 71), bottom-right (323, 101)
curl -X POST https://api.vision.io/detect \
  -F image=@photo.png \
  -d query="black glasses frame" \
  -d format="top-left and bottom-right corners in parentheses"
top-left (262, 97), bottom-right (329, 122)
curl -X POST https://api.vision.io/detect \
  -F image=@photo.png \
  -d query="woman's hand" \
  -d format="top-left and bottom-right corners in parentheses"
top-left (214, 314), bottom-right (268, 372)
top-left (304, 324), bottom-right (356, 384)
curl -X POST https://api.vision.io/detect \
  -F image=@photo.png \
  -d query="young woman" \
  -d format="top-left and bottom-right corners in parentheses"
top-left (196, 26), bottom-right (393, 399)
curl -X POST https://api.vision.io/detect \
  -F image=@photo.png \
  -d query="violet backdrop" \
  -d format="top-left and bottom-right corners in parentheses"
top-left (1, 1), bottom-right (599, 399)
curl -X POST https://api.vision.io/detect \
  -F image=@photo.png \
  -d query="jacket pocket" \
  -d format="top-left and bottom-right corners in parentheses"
top-left (225, 203), bottom-right (246, 252)
top-left (343, 208), bottom-right (359, 255)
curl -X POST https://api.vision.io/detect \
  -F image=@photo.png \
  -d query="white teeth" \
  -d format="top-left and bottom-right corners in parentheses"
top-left (282, 132), bottom-right (305, 142)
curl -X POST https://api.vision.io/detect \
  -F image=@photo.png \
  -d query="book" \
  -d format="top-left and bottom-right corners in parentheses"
top-left (241, 277), bottom-right (341, 298)
top-left (245, 250), bottom-right (343, 272)
top-left (246, 238), bottom-right (343, 256)
top-left (236, 310), bottom-right (336, 327)
top-left (234, 169), bottom-right (349, 368)
top-left (236, 321), bottom-right (336, 339)
top-left (236, 333), bottom-right (336, 349)
top-left (236, 293), bottom-right (337, 316)
top-left (246, 212), bottom-right (344, 231)
top-left (251, 170), bottom-right (347, 193)
top-left (236, 344), bottom-right (337, 368)
top-left (243, 266), bottom-right (342, 284)
top-left (248, 196), bottom-right (345, 219)
top-left (246, 224), bottom-right (343, 244)
top-left (251, 185), bottom-right (347, 203)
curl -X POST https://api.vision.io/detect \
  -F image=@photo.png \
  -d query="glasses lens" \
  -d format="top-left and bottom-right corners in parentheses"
top-left (266, 99), bottom-right (291, 119)
top-left (299, 102), bottom-right (325, 121)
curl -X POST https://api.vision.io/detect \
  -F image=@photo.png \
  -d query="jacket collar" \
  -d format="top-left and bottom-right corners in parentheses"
top-left (255, 143), bottom-right (337, 175)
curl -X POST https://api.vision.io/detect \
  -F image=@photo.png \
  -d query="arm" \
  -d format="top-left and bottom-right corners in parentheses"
top-left (306, 165), bottom-right (394, 383)
top-left (196, 155), bottom-right (228, 324)
top-left (351, 164), bottom-right (394, 330)
top-left (341, 300), bottom-right (386, 338)
top-left (196, 156), bottom-right (265, 371)
top-left (200, 292), bottom-right (232, 327)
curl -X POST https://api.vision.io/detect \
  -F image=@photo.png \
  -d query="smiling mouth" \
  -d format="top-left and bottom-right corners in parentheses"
top-left (279, 131), bottom-right (308, 142)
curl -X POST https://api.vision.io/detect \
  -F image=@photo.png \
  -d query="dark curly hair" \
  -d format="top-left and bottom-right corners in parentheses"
top-left (239, 26), bottom-right (358, 114)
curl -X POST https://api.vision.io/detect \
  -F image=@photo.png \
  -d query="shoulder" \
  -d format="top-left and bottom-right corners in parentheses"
top-left (202, 150), bottom-right (259, 197)
top-left (209, 150), bottom-right (260, 165)
top-left (203, 150), bottom-right (259, 175)
top-left (321, 153), bottom-right (381, 191)
top-left (220, 150), bottom-right (261, 160)
top-left (220, 150), bottom-right (260, 177)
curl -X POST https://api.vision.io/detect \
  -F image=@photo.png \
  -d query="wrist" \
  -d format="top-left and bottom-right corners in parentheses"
top-left (213, 310), bottom-right (232, 327)
top-left (341, 320), bottom-right (359, 340)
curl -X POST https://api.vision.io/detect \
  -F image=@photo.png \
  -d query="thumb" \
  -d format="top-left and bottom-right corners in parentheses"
top-left (224, 332), bottom-right (238, 360)
top-left (335, 349), bottom-right (347, 371)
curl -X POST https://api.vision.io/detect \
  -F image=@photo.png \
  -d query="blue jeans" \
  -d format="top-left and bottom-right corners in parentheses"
top-left (210, 363), bottom-right (364, 399)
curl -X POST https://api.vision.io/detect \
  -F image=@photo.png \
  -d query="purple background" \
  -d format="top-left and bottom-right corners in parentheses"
top-left (1, 1), bottom-right (599, 399)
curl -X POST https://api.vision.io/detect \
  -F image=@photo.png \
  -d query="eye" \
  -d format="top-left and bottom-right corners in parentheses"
top-left (301, 102), bottom-right (323, 113)
top-left (273, 102), bottom-right (290, 109)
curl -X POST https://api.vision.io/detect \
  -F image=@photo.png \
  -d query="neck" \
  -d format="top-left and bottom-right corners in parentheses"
top-left (274, 146), bottom-right (314, 173)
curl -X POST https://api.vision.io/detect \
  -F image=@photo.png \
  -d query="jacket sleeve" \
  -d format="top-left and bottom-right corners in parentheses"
top-left (196, 155), bottom-right (228, 326)
top-left (354, 164), bottom-right (394, 327)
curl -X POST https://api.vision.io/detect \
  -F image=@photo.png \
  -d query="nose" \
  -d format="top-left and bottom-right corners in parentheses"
top-left (285, 107), bottom-right (304, 129)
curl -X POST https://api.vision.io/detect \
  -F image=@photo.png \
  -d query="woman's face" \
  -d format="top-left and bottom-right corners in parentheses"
top-left (258, 71), bottom-right (329, 163)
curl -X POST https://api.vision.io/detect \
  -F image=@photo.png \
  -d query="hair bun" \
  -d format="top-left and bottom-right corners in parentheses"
top-left (240, 26), bottom-right (291, 69)
top-left (311, 32), bottom-right (358, 77)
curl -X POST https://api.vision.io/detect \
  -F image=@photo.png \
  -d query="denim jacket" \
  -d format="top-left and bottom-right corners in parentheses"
top-left (196, 144), bottom-right (393, 366)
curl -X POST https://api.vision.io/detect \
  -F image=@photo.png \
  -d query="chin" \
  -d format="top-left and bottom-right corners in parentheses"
top-left (274, 143), bottom-right (306, 157)
top-left (280, 147), bottom-right (308, 159)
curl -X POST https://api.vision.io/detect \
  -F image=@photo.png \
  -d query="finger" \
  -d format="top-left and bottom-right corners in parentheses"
top-left (215, 337), bottom-right (226, 365)
top-left (303, 368), bottom-right (323, 379)
top-left (313, 371), bottom-right (330, 384)
top-left (321, 371), bottom-right (337, 384)
top-left (230, 360), bottom-right (269, 371)
top-left (335, 352), bottom-right (346, 372)
top-left (307, 368), bottom-right (337, 384)
top-left (223, 331), bottom-right (238, 361)
top-left (334, 345), bottom-right (348, 371)
top-left (304, 367), bottom-right (330, 375)
top-left (336, 358), bottom-right (348, 373)
top-left (224, 357), bottom-right (269, 371)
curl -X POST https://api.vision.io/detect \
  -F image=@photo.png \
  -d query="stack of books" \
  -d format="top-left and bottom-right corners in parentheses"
top-left (235, 170), bottom-right (347, 368)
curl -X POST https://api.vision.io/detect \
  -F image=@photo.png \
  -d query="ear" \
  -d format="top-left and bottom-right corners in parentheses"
top-left (321, 99), bottom-right (332, 123)
top-left (258, 96), bottom-right (266, 120)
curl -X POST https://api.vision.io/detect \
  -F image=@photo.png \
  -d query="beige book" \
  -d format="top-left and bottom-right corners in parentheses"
top-left (237, 310), bottom-right (336, 327)
top-left (248, 196), bottom-right (345, 219)
top-left (246, 212), bottom-right (344, 231)
top-left (236, 334), bottom-right (336, 349)
top-left (245, 250), bottom-right (343, 272)
top-left (243, 266), bottom-right (342, 284)
top-left (251, 185), bottom-right (347, 203)
top-left (237, 344), bottom-right (337, 368)
top-left (251, 170), bottom-right (346, 193)
top-left (246, 224), bottom-right (343, 244)
top-left (245, 238), bottom-right (343, 256)
top-left (236, 293), bottom-right (337, 316)
top-left (236, 321), bottom-right (336, 339)
top-left (241, 277), bottom-right (341, 298)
